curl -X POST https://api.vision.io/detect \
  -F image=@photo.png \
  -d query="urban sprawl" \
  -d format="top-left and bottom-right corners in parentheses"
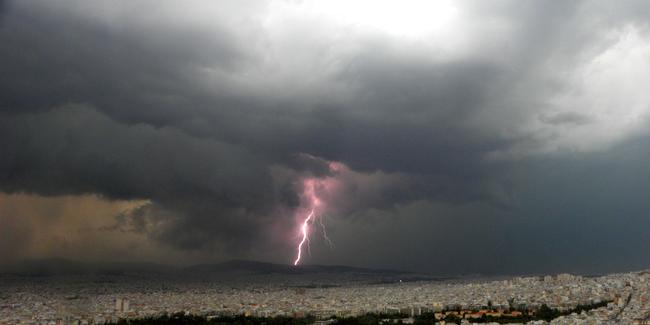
top-left (2, 270), bottom-right (650, 325)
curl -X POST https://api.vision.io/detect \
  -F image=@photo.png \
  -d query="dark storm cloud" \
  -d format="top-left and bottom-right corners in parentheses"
top-left (286, 154), bottom-right (334, 178)
top-left (0, 105), bottom-right (278, 250)
top-left (1, 0), bottom-right (650, 273)
top-left (0, 0), bottom-right (250, 121)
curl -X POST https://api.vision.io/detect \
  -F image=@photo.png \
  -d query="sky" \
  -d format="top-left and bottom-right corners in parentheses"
top-left (1, 0), bottom-right (650, 275)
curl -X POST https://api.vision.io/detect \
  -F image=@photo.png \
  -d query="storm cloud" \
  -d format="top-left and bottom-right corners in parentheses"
top-left (1, 0), bottom-right (650, 273)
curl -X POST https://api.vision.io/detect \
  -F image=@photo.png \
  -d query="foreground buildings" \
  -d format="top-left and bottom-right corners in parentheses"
top-left (1, 269), bottom-right (649, 324)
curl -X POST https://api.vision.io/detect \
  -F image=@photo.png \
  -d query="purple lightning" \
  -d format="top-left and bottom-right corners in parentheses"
top-left (293, 209), bottom-right (314, 266)
top-left (292, 175), bottom-right (336, 266)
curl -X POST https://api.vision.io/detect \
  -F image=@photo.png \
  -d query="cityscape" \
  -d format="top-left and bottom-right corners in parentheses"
top-left (2, 0), bottom-right (650, 324)
top-left (1, 262), bottom-right (650, 324)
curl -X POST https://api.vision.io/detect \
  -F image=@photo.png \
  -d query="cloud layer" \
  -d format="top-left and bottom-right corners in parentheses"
top-left (1, 0), bottom-right (650, 273)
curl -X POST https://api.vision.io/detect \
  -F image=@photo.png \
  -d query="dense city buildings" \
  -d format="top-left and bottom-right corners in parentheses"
top-left (1, 268), bottom-right (649, 324)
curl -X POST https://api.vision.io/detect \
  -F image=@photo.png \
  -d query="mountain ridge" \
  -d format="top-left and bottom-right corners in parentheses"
top-left (1, 258), bottom-right (414, 277)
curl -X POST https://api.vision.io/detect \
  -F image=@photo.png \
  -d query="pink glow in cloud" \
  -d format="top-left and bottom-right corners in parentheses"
top-left (289, 155), bottom-right (409, 265)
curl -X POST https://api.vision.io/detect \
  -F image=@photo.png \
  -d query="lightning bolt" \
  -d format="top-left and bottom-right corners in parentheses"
top-left (293, 209), bottom-right (314, 266)
top-left (318, 215), bottom-right (334, 248)
top-left (292, 175), bottom-right (337, 266)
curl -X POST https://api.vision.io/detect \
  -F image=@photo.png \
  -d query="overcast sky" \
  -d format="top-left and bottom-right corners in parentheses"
top-left (1, 0), bottom-right (650, 275)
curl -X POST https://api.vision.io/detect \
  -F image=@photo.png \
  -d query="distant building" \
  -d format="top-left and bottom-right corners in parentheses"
top-left (123, 299), bottom-right (130, 313)
top-left (115, 298), bottom-right (130, 313)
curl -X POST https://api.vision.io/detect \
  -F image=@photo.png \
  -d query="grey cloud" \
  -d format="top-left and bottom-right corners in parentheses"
top-left (540, 112), bottom-right (594, 125)
top-left (0, 105), bottom-right (278, 251)
top-left (0, 0), bottom-right (251, 121)
top-left (1, 0), bottom-right (650, 273)
top-left (286, 153), bottom-right (335, 178)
